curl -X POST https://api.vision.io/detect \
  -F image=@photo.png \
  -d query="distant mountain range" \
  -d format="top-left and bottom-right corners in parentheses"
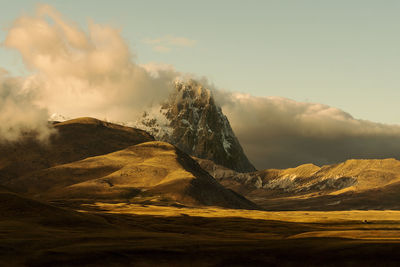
top-left (197, 157), bottom-right (400, 210)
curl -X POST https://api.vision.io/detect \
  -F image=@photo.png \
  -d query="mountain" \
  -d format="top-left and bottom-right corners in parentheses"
top-left (134, 80), bottom-right (256, 173)
top-left (5, 141), bottom-right (258, 209)
top-left (197, 158), bottom-right (400, 210)
top-left (0, 117), bottom-right (154, 183)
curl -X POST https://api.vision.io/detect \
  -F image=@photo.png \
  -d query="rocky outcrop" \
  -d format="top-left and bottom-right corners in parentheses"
top-left (135, 80), bottom-right (256, 173)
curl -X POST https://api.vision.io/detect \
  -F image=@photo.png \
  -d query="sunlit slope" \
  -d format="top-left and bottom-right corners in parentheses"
top-left (0, 117), bottom-right (154, 183)
top-left (202, 158), bottom-right (400, 210)
top-left (260, 159), bottom-right (400, 192)
top-left (6, 141), bottom-right (257, 209)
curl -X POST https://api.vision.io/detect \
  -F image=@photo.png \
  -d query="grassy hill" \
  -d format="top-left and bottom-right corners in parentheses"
top-left (0, 117), bottom-right (154, 183)
top-left (5, 141), bottom-right (257, 209)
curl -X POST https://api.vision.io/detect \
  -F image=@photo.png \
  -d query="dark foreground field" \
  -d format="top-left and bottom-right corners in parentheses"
top-left (2, 202), bottom-right (400, 266)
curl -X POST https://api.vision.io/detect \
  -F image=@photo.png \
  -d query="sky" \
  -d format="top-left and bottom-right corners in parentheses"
top-left (0, 0), bottom-right (399, 125)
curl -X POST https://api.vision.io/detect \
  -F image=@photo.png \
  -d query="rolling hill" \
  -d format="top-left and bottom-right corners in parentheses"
top-left (0, 117), bottom-right (154, 184)
top-left (4, 138), bottom-right (258, 209)
top-left (198, 157), bottom-right (400, 210)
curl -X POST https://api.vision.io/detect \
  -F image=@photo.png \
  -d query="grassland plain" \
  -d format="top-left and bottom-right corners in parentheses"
top-left (2, 197), bottom-right (400, 266)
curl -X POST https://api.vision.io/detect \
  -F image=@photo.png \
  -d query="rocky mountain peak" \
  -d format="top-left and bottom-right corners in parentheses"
top-left (135, 79), bottom-right (256, 172)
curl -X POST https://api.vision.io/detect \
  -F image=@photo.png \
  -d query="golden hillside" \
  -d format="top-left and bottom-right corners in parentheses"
top-left (6, 141), bottom-right (257, 209)
top-left (204, 158), bottom-right (400, 210)
top-left (0, 117), bottom-right (154, 184)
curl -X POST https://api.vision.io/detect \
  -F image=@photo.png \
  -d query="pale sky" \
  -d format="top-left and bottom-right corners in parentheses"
top-left (1, 0), bottom-right (399, 125)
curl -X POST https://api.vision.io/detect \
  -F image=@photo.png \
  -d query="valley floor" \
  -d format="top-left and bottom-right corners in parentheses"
top-left (2, 204), bottom-right (400, 266)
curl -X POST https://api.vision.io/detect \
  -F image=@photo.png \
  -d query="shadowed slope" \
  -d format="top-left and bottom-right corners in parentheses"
top-left (6, 141), bottom-right (258, 210)
top-left (0, 117), bottom-right (154, 183)
top-left (0, 186), bottom-right (106, 226)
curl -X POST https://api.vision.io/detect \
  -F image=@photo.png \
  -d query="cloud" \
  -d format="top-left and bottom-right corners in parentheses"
top-left (4, 4), bottom-right (179, 122)
top-left (214, 91), bottom-right (400, 169)
top-left (143, 35), bottom-right (196, 53)
top-left (0, 69), bottom-right (52, 142)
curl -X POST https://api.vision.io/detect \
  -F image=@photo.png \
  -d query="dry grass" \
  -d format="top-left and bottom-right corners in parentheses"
top-left (4, 202), bottom-right (400, 266)
top-left (5, 141), bottom-right (257, 209)
top-left (79, 203), bottom-right (400, 242)
top-left (87, 202), bottom-right (400, 224)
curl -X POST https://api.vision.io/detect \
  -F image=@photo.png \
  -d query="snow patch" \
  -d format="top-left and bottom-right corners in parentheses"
top-left (130, 105), bottom-right (173, 140)
top-left (49, 113), bottom-right (70, 122)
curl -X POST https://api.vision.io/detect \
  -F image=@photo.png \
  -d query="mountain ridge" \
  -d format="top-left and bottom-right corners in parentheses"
top-left (197, 157), bottom-right (400, 210)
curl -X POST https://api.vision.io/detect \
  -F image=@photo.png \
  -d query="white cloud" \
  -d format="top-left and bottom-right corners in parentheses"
top-left (0, 68), bottom-right (52, 141)
top-left (4, 4), bottom-right (179, 122)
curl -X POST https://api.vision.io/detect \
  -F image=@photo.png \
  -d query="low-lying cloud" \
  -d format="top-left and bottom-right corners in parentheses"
top-left (0, 69), bottom-right (51, 141)
top-left (215, 91), bottom-right (400, 169)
